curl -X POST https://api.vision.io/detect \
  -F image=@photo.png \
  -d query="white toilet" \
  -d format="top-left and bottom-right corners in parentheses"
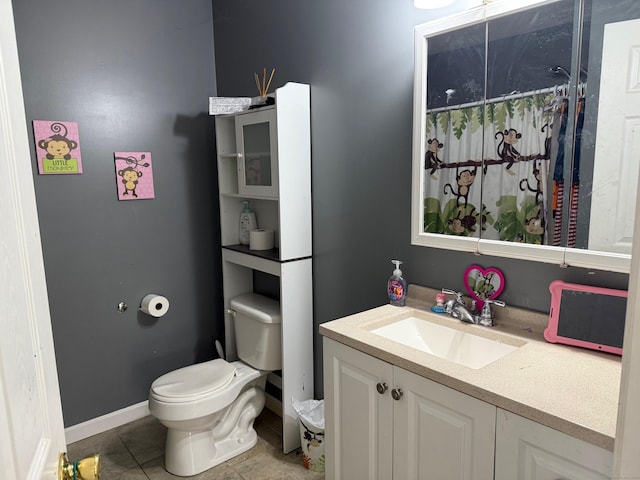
top-left (148, 293), bottom-right (281, 476)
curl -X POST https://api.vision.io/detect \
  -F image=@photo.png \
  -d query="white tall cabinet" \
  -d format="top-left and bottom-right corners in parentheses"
top-left (214, 82), bottom-right (313, 453)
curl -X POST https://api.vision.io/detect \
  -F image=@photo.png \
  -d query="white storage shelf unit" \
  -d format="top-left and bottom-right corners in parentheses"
top-left (214, 82), bottom-right (313, 454)
top-left (215, 87), bottom-right (311, 262)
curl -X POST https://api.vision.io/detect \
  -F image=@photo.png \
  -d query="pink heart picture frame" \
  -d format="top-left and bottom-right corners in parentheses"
top-left (463, 264), bottom-right (505, 310)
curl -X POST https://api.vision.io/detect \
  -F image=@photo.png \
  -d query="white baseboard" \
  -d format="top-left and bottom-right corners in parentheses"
top-left (65, 401), bottom-right (150, 445)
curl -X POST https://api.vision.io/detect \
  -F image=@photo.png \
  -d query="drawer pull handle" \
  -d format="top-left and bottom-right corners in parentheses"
top-left (376, 382), bottom-right (388, 394)
top-left (392, 388), bottom-right (404, 400)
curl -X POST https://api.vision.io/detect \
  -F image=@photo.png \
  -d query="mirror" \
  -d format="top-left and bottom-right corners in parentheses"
top-left (463, 265), bottom-right (505, 309)
top-left (411, 0), bottom-right (640, 273)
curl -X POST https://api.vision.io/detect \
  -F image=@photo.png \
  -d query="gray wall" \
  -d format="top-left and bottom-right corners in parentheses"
top-left (11, 0), bottom-right (631, 428)
top-left (211, 0), bottom-right (628, 397)
top-left (12, 0), bottom-right (221, 426)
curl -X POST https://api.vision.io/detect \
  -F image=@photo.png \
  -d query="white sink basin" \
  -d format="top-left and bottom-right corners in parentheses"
top-left (370, 316), bottom-right (520, 369)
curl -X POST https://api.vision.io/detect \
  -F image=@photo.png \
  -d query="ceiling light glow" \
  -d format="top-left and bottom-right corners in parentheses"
top-left (414, 0), bottom-right (456, 9)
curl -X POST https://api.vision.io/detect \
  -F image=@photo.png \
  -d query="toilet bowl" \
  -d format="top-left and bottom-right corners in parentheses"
top-left (148, 293), bottom-right (281, 476)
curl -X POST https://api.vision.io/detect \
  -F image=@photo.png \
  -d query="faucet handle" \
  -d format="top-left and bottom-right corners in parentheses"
top-left (441, 288), bottom-right (465, 302)
top-left (481, 299), bottom-right (505, 315)
top-left (484, 299), bottom-right (505, 308)
top-left (478, 299), bottom-right (505, 326)
top-left (470, 299), bottom-right (478, 314)
top-left (442, 289), bottom-right (458, 313)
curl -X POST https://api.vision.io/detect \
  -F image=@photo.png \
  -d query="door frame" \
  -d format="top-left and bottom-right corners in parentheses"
top-left (0, 0), bottom-right (67, 478)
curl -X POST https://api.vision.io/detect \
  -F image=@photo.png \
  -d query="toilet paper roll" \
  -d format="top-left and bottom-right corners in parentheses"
top-left (249, 229), bottom-right (275, 250)
top-left (140, 294), bottom-right (170, 318)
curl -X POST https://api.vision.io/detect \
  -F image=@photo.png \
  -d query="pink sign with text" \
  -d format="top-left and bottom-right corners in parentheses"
top-left (33, 120), bottom-right (83, 174)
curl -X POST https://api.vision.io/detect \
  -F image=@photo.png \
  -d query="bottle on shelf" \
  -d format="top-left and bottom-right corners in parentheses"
top-left (239, 201), bottom-right (257, 245)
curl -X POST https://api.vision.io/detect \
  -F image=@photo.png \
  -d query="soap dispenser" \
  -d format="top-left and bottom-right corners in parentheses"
top-left (239, 201), bottom-right (257, 245)
top-left (387, 259), bottom-right (407, 307)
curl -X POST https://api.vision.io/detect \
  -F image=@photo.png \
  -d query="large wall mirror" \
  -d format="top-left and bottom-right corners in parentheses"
top-left (411, 0), bottom-right (640, 273)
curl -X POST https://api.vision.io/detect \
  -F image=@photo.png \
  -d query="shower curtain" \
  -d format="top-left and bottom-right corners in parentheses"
top-left (423, 91), bottom-right (556, 244)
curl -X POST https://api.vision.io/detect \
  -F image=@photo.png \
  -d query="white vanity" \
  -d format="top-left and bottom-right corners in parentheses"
top-left (321, 286), bottom-right (620, 480)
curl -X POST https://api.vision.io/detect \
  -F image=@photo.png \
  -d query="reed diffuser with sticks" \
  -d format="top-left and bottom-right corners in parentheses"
top-left (250, 68), bottom-right (276, 108)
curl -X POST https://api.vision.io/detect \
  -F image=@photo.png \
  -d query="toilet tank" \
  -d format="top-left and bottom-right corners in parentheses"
top-left (229, 293), bottom-right (282, 371)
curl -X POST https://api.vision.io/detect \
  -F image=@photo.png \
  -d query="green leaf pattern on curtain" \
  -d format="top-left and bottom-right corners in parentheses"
top-left (423, 92), bottom-right (555, 244)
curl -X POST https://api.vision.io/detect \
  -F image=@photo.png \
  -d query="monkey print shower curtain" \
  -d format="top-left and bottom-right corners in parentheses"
top-left (423, 92), bottom-right (555, 244)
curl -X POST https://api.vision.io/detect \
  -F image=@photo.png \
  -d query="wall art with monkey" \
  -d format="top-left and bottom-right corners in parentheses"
top-left (33, 120), bottom-right (83, 174)
top-left (114, 152), bottom-right (155, 200)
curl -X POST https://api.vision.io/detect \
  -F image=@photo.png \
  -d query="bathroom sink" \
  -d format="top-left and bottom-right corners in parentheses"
top-left (370, 316), bottom-right (521, 369)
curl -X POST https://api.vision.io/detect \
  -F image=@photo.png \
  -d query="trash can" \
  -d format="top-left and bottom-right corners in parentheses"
top-left (292, 398), bottom-right (325, 472)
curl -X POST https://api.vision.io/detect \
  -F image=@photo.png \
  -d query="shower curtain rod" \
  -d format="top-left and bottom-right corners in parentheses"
top-left (426, 82), bottom-right (585, 114)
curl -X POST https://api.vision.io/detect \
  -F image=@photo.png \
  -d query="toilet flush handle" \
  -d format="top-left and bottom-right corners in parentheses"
top-left (226, 309), bottom-right (237, 317)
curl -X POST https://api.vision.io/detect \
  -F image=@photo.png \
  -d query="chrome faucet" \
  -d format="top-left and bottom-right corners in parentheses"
top-left (451, 303), bottom-right (476, 324)
top-left (441, 288), bottom-right (467, 314)
top-left (441, 289), bottom-right (505, 327)
top-left (476, 299), bottom-right (506, 327)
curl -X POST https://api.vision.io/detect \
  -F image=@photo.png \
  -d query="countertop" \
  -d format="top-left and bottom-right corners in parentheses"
top-left (319, 285), bottom-right (621, 451)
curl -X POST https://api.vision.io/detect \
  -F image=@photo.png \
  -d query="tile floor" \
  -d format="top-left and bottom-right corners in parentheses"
top-left (67, 408), bottom-right (325, 480)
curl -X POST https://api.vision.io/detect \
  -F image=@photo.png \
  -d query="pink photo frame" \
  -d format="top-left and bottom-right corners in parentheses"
top-left (463, 264), bottom-right (505, 310)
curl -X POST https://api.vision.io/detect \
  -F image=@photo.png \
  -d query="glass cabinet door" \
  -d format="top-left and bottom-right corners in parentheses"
top-left (235, 109), bottom-right (278, 198)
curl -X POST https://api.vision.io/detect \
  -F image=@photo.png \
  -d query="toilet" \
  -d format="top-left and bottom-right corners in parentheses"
top-left (148, 293), bottom-right (281, 476)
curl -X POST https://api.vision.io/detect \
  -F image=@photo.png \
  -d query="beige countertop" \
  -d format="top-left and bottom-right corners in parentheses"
top-left (319, 285), bottom-right (621, 451)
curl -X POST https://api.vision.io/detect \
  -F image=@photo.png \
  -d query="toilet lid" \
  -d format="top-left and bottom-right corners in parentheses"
top-left (151, 359), bottom-right (237, 400)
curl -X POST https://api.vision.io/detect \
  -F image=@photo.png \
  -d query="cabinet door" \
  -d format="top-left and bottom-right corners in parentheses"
top-left (393, 367), bottom-right (496, 480)
top-left (323, 338), bottom-right (393, 480)
top-left (235, 109), bottom-right (278, 198)
top-left (495, 409), bottom-right (612, 480)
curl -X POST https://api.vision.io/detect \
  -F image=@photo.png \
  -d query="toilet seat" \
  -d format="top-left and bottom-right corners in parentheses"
top-left (151, 359), bottom-right (237, 403)
top-left (148, 360), bottom-right (263, 424)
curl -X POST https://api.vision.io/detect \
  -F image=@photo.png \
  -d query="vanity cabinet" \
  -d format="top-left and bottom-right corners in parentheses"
top-left (495, 409), bottom-right (612, 480)
top-left (214, 82), bottom-right (312, 453)
top-left (323, 338), bottom-right (496, 480)
top-left (324, 337), bottom-right (614, 480)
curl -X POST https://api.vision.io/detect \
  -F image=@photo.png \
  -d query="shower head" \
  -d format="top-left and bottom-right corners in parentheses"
top-left (549, 65), bottom-right (570, 79)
